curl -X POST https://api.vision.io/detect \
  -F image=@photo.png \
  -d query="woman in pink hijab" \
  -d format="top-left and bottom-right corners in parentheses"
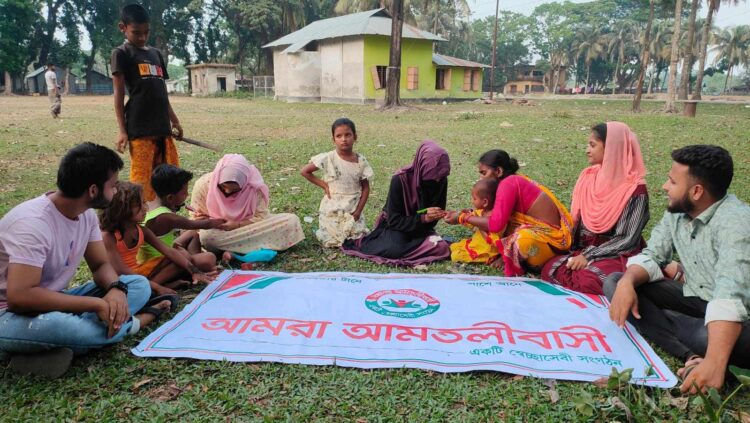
top-left (190, 154), bottom-right (304, 259)
top-left (541, 122), bottom-right (649, 294)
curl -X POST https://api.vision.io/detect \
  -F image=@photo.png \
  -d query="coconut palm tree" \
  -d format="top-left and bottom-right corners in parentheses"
top-left (607, 21), bottom-right (637, 94)
top-left (678, 0), bottom-right (700, 99)
top-left (633, 0), bottom-right (656, 112)
top-left (692, 0), bottom-right (744, 100)
top-left (575, 26), bottom-right (606, 92)
top-left (664, 0), bottom-right (684, 113)
top-left (711, 25), bottom-right (750, 93)
top-left (419, 0), bottom-right (470, 36)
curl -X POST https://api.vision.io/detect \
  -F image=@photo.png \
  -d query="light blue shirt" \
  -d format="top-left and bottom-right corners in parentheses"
top-left (627, 195), bottom-right (750, 324)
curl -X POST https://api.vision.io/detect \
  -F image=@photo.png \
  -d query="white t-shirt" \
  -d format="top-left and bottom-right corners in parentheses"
top-left (0, 194), bottom-right (102, 309)
top-left (45, 69), bottom-right (57, 92)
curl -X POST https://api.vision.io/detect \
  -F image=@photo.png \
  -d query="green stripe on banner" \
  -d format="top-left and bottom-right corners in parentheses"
top-left (249, 276), bottom-right (287, 290)
top-left (524, 281), bottom-right (569, 296)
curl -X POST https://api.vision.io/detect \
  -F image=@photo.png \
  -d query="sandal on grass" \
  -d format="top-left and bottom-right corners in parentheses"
top-left (677, 354), bottom-right (703, 380)
top-left (137, 294), bottom-right (180, 322)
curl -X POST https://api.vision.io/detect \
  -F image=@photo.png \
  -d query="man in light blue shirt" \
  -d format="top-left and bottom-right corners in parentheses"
top-left (606, 145), bottom-right (750, 394)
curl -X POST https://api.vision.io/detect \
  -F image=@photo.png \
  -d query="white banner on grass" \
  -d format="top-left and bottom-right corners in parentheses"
top-left (133, 271), bottom-right (677, 387)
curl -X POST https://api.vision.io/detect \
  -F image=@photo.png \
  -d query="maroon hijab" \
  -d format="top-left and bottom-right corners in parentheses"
top-left (395, 141), bottom-right (451, 215)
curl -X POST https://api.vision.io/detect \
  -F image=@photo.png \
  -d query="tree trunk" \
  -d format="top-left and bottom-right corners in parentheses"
top-left (64, 67), bottom-right (70, 95)
top-left (664, 0), bottom-right (683, 113)
top-left (692, 2), bottom-right (716, 100)
top-left (585, 64), bottom-right (590, 93)
top-left (724, 66), bottom-right (732, 93)
top-left (633, 0), bottom-right (655, 112)
top-left (36, 0), bottom-right (65, 68)
top-left (647, 69), bottom-right (654, 94)
top-left (612, 56), bottom-right (621, 94)
top-left (678, 0), bottom-right (699, 100)
top-left (552, 66), bottom-right (560, 94)
top-left (384, 0), bottom-right (404, 107)
top-left (4, 71), bottom-right (12, 95)
top-left (489, 0), bottom-right (499, 99)
top-left (85, 41), bottom-right (97, 95)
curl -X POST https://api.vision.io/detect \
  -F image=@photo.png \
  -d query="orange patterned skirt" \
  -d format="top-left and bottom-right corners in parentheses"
top-left (129, 137), bottom-right (179, 201)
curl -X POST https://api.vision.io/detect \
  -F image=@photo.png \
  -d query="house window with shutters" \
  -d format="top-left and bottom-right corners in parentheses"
top-left (406, 66), bottom-right (419, 90)
top-left (463, 69), bottom-right (471, 91)
top-left (370, 66), bottom-right (387, 90)
top-left (471, 69), bottom-right (481, 91)
top-left (435, 68), bottom-right (451, 90)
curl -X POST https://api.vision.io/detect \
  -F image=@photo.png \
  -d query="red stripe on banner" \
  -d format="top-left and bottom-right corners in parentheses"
top-left (229, 291), bottom-right (251, 298)
top-left (566, 298), bottom-right (587, 309)
top-left (585, 293), bottom-right (605, 305)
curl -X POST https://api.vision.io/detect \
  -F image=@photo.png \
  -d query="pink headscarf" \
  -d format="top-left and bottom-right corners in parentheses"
top-left (570, 122), bottom-right (647, 234)
top-left (206, 154), bottom-right (269, 222)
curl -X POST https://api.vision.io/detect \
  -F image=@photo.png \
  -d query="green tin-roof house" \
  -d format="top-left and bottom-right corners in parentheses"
top-left (263, 8), bottom-right (489, 104)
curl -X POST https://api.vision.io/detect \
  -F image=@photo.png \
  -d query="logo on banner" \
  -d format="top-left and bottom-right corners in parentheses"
top-left (365, 289), bottom-right (440, 318)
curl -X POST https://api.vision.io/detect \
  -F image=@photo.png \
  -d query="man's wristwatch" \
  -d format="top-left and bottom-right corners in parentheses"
top-left (108, 280), bottom-right (128, 295)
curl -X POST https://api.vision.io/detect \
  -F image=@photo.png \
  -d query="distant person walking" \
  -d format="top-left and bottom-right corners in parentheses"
top-left (45, 63), bottom-right (61, 118)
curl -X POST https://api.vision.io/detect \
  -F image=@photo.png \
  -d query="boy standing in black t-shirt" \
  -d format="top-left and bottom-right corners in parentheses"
top-left (111, 4), bottom-right (182, 202)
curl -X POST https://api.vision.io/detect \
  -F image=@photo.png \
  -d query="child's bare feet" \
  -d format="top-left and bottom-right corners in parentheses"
top-left (164, 279), bottom-right (191, 290)
top-left (221, 251), bottom-right (233, 264)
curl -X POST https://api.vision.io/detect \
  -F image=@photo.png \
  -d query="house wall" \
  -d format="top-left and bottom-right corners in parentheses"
top-left (362, 35), bottom-right (483, 100)
top-left (272, 49), bottom-right (321, 101)
top-left (445, 67), bottom-right (483, 98)
top-left (363, 35), bottom-right (434, 100)
top-left (503, 80), bottom-right (545, 95)
top-left (319, 37), bottom-right (365, 103)
top-left (191, 67), bottom-right (237, 95)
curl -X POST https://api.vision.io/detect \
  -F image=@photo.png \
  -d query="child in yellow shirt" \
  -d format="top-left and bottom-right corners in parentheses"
top-left (446, 178), bottom-right (502, 264)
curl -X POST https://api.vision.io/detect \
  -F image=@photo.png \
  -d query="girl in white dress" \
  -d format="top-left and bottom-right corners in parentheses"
top-left (301, 118), bottom-right (374, 247)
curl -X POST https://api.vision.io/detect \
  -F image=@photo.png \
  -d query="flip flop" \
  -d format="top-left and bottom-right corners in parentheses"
top-left (137, 294), bottom-right (180, 322)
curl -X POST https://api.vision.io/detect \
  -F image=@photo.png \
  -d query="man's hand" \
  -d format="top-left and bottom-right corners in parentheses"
top-left (608, 278), bottom-right (640, 328)
top-left (680, 359), bottom-right (725, 394)
top-left (102, 288), bottom-right (130, 338)
top-left (115, 132), bottom-right (129, 153)
top-left (566, 254), bottom-right (589, 270)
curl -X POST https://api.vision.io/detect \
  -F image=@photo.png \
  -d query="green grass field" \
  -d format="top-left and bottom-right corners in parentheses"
top-left (1, 95), bottom-right (749, 421)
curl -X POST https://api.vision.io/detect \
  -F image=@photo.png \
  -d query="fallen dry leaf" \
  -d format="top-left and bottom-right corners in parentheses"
top-left (667, 395), bottom-right (689, 411)
top-left (133, 378), bottom-right (153, 390)
top-left (592, 376), bottom-right (609, 388)
top-left (144, 383), bottom-right (183, 402)
top-left (543, 379), bottom-right (559, 404)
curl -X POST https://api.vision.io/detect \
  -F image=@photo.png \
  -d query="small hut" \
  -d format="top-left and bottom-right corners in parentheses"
top-left (82, 67), bottom-right (113, 94)
top-left (186, 63), bottom-right (237, 95)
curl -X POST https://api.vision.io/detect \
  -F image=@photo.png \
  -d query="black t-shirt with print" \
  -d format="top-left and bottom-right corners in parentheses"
top-left (111, 42), bottom-right (171, 139)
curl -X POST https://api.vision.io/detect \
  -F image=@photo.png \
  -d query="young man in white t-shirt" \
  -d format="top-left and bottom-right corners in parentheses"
top-left (44, 63), bottom-right (61, 118)
top-left (0, 143), bottom-right (176, 378)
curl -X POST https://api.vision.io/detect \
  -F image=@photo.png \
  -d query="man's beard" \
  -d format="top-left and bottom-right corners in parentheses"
top-left (89, 190), bottom-right (111, 209)
top-left (667, 192), bottom-right (694, 214)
